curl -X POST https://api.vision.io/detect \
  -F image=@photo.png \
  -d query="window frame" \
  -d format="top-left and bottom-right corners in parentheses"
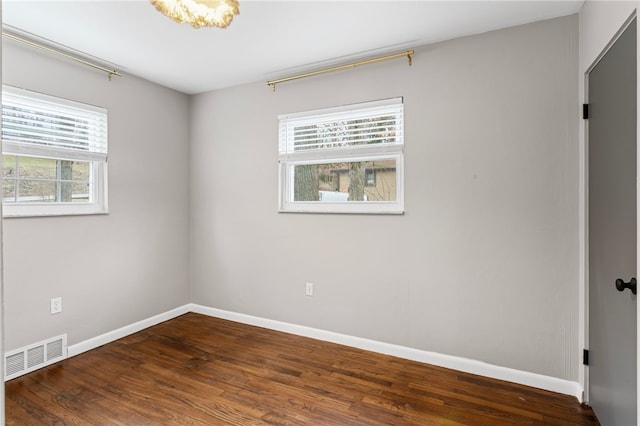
top-left (2, 85), bottom-right (108, 218)
top-left (278, 98), bottom-right (404, 215)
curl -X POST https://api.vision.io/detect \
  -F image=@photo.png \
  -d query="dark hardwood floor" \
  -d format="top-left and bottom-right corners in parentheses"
top-left (6, 313), bottom-right (598, 425)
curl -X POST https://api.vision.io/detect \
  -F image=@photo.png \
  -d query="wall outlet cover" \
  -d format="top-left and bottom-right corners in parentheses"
top-left (50, 297), bottom-right (62, 314)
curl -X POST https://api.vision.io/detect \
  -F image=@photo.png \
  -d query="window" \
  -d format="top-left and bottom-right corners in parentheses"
top-left (2, 86), bottom-right (108, 217)
top-left (278, 98), bottom-right (404, 214)
top-left (365, 169), bottom-right (376, 187)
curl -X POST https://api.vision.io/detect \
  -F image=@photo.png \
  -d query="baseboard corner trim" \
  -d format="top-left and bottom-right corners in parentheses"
top-left (190, 304), bottom-right (582, 400)
top-left (67, 304), bottom-right (191, 358)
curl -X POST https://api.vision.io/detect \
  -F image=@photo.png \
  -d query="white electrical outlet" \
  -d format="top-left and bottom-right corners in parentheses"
top-left (50, 297), bottom-right (62, 314)
top-left (305, 283), bottom-right (314, 297)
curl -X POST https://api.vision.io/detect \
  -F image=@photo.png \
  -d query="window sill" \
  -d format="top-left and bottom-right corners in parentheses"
top-left (278, 203), bottom-right (404, 215)
top-left (2, 204), bottom-right (109, 218)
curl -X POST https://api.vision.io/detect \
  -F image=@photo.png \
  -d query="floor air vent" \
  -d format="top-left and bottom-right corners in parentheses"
top-left (5, 334), bottom-right (67, 381)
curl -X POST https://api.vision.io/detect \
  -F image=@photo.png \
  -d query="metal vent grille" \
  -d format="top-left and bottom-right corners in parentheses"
top-left (27, 345), bottom-right (45, 369)
top-left (6, 352), bottom-right (24, 377)
top-left (47, 339), bottom-right (63, 361)
top-left (5, 334), bottom-right (67, 381)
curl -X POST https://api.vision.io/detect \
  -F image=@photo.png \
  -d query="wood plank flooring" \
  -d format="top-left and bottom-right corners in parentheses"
top-left (6, 313), bottom-right (598, 425)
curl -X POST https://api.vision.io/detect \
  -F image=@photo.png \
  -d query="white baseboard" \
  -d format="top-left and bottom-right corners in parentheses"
top-left (65, 302), bottom-right (583, 402)
top-left (190, 303), bottom-right (583, 402)
top-left (67, 305), bottom-right (191, 357)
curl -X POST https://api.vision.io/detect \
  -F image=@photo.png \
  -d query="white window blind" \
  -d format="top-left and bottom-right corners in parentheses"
top-left (279, 97), bottom-right (403, 159)
top-left (2, 85), bottom-right (107, 162)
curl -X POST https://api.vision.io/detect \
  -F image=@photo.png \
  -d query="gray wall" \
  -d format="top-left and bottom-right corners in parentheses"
top-left (2, 40), bottom-right (191, 350)
top-left (190, 15), bottom-right (579, 380)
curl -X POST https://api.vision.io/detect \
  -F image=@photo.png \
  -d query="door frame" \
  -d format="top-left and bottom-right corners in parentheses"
top-left (580, 8), bottom-right (638, 409)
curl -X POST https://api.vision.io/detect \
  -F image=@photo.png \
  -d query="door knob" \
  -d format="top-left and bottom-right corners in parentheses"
top-left (615, 278), bottom-right (637, 295)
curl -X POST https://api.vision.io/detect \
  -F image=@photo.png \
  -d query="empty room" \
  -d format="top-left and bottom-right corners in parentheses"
top-left (0, 0), bottom-right (637, 424)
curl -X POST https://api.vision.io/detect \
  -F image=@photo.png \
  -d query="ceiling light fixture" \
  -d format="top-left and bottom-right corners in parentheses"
top-left (150, 0), bottom-right (239, 29)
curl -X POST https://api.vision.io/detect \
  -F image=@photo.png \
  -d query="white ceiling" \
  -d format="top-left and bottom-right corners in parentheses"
top-left (2, 0), bottom-right (584, 95)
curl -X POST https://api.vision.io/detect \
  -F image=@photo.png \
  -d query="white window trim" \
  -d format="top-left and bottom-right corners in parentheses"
top-left (2, 85), bottom-right (109, 218)
top-left (278, 97), bottom-right (404, 214)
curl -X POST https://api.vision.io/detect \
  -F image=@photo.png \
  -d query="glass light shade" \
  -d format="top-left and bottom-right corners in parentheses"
top-left (151, 0), bottom-right (239, 29)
